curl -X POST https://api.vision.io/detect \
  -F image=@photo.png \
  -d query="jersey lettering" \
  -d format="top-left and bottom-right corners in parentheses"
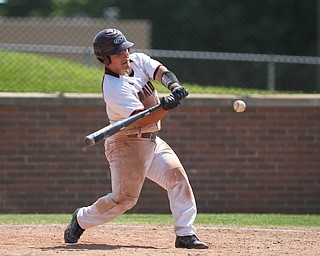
top-left (138, 81), bottom-right (155, 101)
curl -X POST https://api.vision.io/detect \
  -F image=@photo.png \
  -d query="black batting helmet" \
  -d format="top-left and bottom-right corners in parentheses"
top-left (93, 28), bottom-right (134, 58)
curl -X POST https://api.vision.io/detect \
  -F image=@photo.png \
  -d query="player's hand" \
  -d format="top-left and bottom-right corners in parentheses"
top-left (170, 83), bottom-right (189, 101)
top-left (161, 95), bottom-right (180, 111)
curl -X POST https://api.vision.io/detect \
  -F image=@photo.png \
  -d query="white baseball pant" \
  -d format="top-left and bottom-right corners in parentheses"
top-left (77, 136), bottom-right (197, 236)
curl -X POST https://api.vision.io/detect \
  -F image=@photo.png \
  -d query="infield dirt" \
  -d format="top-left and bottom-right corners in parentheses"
top-left (1, 224), bottom-right (319, 256)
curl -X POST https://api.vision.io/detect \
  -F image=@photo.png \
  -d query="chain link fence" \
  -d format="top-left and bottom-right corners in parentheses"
top-left (0, 0), bottom-right (319, 93)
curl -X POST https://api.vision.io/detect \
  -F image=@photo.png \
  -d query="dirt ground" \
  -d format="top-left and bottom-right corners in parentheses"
top-left (1, 224), bottom-right (319, 256)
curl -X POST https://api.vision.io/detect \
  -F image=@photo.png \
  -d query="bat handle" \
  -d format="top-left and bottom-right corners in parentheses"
top-left (85, 129), bottom-right (107, 147)
top-left (85, 103), bottom-right (162, 147)
top-left (85, 135), bottom-right (95, 147)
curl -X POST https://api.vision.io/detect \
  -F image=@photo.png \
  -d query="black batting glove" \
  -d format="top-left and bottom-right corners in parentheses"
top-left (170, 83), bottom-right (189, 101)
top-left (161, 95), bottom-right (180, 111)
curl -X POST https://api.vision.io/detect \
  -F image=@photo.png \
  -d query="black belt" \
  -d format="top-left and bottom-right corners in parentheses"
top-left (127, 132), bottom-right (158, 139)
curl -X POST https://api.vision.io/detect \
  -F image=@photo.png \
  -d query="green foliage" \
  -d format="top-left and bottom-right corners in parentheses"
top-left (1, 0), bottom-right (52, 17)
top-left (1, 0), bottom-right (317, 55)
top-left (51, 0), bottom-right (116, 17)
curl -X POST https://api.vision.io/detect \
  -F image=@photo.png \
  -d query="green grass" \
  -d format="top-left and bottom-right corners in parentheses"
top-left (0, 50), bottom-right (301, 94)
top-left (0, 51), bottom-right (102, 93)
top-left (0, 214), bottom-right (319, 227)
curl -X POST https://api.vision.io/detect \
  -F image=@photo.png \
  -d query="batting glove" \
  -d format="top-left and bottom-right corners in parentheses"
top-left (161, 95), bottom-right (180, 111)
top-left (171, 83), bottom-right (189, 101)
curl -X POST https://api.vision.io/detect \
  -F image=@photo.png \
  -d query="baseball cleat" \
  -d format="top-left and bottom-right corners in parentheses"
top-left (175, 235), bottom-right (209, 249)
top-left (64, 208), bottom-right (85, 243)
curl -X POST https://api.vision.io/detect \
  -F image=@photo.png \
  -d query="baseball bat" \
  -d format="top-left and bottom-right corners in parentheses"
top-left (85, 103), bottom-right (162, 147)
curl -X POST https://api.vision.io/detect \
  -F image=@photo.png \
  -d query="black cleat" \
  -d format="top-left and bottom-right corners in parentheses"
top-left (64, 208), bottom-right (85, 243)
top-left (175, 235), bottom-right (209, 249)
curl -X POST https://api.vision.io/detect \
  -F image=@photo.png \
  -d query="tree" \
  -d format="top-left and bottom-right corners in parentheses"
top-left (1, 0), bottom-right (52, 16)
top-left (1, 0), bottom-right (317, 55)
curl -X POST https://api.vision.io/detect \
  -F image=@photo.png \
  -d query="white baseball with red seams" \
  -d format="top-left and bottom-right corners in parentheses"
top-left (233, 100), bottom-right (246, 112)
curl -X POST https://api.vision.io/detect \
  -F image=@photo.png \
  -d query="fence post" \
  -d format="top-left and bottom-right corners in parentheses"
top-left (317, 0), bottom-right (320, 92)
top-left (267, 62), bottom-right (276, 91)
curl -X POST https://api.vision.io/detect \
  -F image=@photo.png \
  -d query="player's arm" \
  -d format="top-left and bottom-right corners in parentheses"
top-left (155, 65), bottom-right (189, 100)
top-left (134, 66), bottom-right (185, 127)
top-left (133, 95), bottom-right (180, 126)
top-left (133, 106), bottom-right (166, 127)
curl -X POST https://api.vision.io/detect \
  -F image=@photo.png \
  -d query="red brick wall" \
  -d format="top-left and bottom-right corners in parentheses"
top-left (1, 93), bottom-right (319, 214)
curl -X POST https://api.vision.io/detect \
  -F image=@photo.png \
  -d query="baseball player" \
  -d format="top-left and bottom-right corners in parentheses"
top-left (64, 28), bottom-right (208, 249)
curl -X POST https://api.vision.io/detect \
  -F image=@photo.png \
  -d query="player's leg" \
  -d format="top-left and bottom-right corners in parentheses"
top-left (65, 138), bottom-right (155, 242)
top-left (146, 137), bottom-right (208, 249)
top-left (78, 138), bottom-right (155, 228)
top-left (146, 137), bottom-right (197, 235)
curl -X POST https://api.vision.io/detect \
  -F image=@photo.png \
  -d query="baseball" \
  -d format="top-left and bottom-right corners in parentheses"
top-left (233, 100), bottom-right (246, 112)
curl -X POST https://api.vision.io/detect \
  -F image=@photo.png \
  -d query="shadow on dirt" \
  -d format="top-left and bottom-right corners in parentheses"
top-left (41, 243), bottom-right (157, 251)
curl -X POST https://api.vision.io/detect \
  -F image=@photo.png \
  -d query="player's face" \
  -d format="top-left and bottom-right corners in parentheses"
top-left (108, 49), bottom-right (131, 75)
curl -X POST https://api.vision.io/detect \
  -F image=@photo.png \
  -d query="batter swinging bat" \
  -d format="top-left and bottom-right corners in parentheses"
top-left (85, 103), bottom-right (162, 147)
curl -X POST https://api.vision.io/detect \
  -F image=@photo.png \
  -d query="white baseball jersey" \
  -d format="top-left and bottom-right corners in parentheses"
top-left (102, 52), bottom-right (162, 135)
